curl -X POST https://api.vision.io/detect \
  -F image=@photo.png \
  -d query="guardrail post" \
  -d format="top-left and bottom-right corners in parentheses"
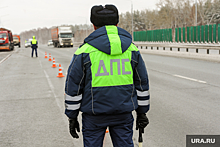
top-left (141, 46), bottom-right (142, 49)
top-left (157, 47), bottom-right (159, 50)
top-left (170, 47), bottom-right (172, 51)
top-left (196, 49), bottom-right (198, 53)
top-left (178, 48), bottom-right (180, 51)
top-left (207, 49), bottom-right (209, 54)
top-left (163, 47), bottom-right (165, 50)
top-left (151, 46), bottom-right (153, 50)
top-left (186, 48), bottom-right (188, 52)
top-left (146, 46), bottom-right (147, 49)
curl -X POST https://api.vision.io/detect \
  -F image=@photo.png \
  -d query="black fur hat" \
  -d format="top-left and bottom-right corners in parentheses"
top-left (90, 4), bottom-right (119, 27)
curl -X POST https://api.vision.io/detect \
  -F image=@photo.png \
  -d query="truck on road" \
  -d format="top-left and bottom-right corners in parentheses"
top-left (0, 28), bottom-right (14, 51)
top-left (13, 35), bottom-right (21, 48)
top-left (51, 26), bottom-right (74, 48)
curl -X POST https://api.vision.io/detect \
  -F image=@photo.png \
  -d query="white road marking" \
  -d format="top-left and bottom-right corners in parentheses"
top-left (44, 70), bottom-right (61, 107)
top-left (44, 68), bottom-right (67, 123)
top-left (173, 74), bottom-right (207, 84)
top-left (39, 60), bottom-right (43, 68)
top-left (0, 54), bottom-right (11, 65)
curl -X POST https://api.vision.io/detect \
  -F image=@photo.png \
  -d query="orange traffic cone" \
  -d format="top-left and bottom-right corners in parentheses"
top-left (106, 129), bottom-right (109, 133)
top-left (48, 53), bottom-right (52, 61)
top-left (57, 64), bottom-right (65, 78)
top-left (51, 58), bottom-right (57, 68)
top-left (44, 52), bottom-right (48, 58)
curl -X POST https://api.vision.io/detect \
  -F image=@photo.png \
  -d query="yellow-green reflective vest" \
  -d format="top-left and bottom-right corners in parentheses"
top-left (32, 39), bottom-right (37, 44)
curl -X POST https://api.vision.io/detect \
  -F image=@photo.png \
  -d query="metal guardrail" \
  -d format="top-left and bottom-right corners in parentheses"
top-left (74, 41), bottom-right (220, 54)
top-left (134, 42), bottom-right (220, 55)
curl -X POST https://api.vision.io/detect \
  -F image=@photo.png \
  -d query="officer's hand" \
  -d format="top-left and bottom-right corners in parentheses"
top-left (69, 118), bottom-right (80, 139)
top-left (136, 113), bottom-right (149, 132)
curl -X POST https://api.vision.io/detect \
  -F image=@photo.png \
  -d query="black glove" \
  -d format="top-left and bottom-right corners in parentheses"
top-left (69, 118), bottom-right (80, 139)
top-left (136, 113), bottom-right (149, 132)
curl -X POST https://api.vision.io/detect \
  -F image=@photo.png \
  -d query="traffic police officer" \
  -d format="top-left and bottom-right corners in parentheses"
top-left (31, 36), bottom-right (38, 57)
top-left (65, 4), bottom-right (150, 147)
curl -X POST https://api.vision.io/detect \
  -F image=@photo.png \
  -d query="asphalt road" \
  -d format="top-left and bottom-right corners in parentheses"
top-left (0, 45), bottom-right (220, 147)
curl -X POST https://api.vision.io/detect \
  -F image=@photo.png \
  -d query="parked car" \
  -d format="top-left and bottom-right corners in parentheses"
top-left (25, 41), bottom-right (31, 48)
top-left (48, 40), bottom-right (53, 46)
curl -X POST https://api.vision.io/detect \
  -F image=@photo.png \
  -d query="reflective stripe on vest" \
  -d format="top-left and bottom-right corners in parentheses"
top-left (105, 26), bottom-right (122, 55)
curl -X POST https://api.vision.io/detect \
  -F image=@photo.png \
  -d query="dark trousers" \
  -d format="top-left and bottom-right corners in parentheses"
top-left (82, 113), bottom-right (134, 147)
top-left (31, 48), bottom-right (38, 57)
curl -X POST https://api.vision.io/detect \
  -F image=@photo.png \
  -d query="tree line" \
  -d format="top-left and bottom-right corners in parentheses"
top-left (20, 0), bottom-right (220, 44)
top-left (119, 0), bottom-right (220, 32)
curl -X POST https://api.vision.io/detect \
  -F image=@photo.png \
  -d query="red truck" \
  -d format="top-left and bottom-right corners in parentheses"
top-left (0, 28), bottom-right (14, 51)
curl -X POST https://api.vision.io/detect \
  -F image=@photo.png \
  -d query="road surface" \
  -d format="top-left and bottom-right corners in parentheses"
top-left (0, 45), bottom-right (220, 147)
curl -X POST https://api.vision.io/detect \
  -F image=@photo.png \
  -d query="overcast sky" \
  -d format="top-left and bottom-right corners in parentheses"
top-left (0, 0), bottom-right (159, 34)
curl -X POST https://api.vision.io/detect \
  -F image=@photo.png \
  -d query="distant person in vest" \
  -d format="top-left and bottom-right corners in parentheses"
top-left (64, 4), bottom-right (150, 147)
top-left (31, 36), bottom-right (38, 57)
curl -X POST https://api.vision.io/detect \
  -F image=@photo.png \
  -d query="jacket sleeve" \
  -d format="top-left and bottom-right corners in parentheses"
top-left (133, 51), bottom-right (150, 114)
top-left (65, 53), bottom-right (85, 119)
